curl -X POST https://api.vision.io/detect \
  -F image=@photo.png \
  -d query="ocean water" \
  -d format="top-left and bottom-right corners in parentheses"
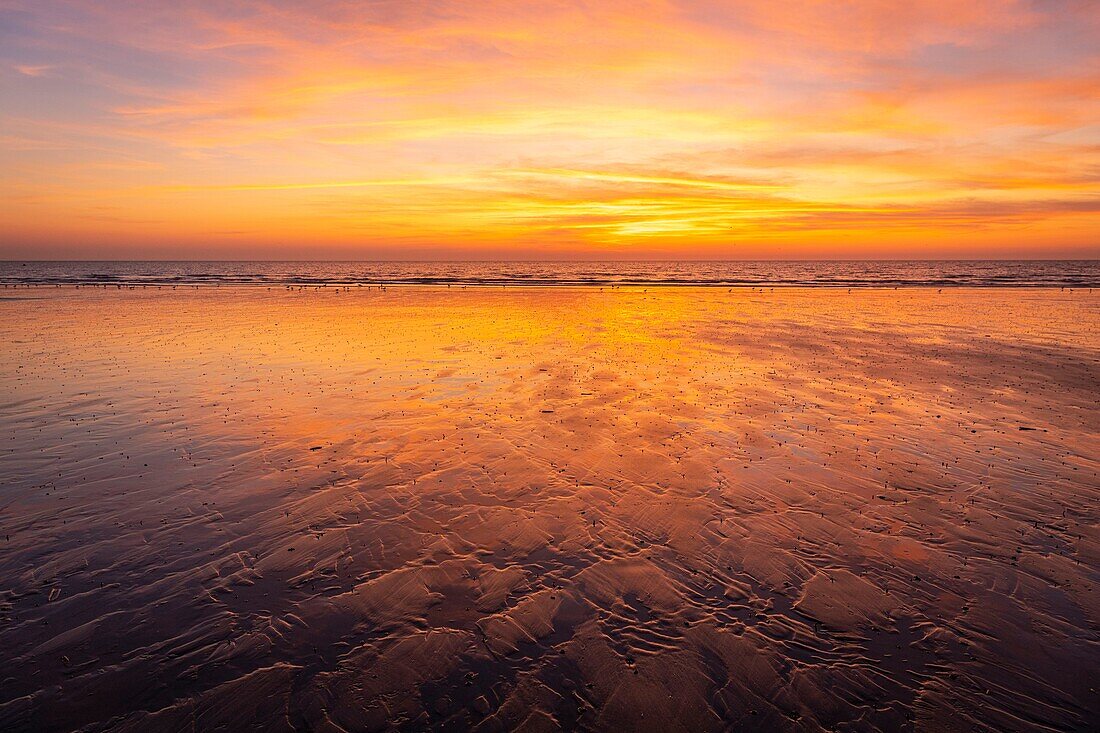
top-left (1, 259), bottom-right (1098, 287)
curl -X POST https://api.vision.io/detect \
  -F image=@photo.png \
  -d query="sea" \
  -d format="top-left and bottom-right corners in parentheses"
top-left (0, 260), bottom-right (1097, 288)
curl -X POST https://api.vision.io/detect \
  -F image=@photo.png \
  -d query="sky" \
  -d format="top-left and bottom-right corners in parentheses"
top-left (1, 0), bottom-right (1098, 260)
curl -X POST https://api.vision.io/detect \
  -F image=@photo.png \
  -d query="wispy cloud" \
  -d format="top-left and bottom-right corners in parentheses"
top-left (1, 0), bottom-right (1098, 257)
top-left (13, 63), bottom-right (55, 76)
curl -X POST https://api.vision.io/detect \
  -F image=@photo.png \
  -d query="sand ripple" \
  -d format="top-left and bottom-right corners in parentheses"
top-left (0, 286), bottom-right (1097, 731)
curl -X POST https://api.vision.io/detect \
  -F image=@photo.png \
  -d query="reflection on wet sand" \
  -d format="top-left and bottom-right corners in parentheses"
top-left (0, 286), bottom-right (1097, 732)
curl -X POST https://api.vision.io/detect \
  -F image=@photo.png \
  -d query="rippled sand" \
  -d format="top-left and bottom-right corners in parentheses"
top-left (1, 286), bottom-right (1097, 732)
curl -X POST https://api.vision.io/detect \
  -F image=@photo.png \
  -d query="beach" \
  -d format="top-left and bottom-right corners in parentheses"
top-left (1, 284), bottom-right (1097, 731)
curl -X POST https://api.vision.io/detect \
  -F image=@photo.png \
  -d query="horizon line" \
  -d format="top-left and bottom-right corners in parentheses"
top-left (4, 257), bottom-right (1099, 264)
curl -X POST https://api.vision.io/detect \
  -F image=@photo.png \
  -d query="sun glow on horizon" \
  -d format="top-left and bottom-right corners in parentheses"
top-left (1, 1), bottom-right (1098, 259)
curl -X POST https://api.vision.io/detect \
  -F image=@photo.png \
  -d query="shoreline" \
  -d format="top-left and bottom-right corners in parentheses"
top-left (2, 282), bottom-right (1099, 290)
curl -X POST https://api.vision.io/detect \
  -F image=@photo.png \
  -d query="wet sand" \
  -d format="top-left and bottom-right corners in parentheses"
top-left (0, 286), bottom-right (1097, 732)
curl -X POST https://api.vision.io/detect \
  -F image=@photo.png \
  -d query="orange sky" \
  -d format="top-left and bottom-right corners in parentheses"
top-left (1, 0), bottom-right (1098, 259)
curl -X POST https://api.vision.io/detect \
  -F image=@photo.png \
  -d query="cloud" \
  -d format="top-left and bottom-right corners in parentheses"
top-left (13, 63), bottom-right (55, 76)
top-left (0, 0), bottom-right (1098, 257)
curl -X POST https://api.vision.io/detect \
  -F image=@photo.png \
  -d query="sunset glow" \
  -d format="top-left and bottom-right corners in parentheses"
top-left (1, 1), bottom-right (1098, 258)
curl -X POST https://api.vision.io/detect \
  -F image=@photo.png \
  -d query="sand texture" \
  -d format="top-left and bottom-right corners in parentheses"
top-left (0, 285), bottom-right (1097, 731)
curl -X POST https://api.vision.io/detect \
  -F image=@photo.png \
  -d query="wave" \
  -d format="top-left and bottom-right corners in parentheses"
top-left (1, 260), bottom-right (1097, 288)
